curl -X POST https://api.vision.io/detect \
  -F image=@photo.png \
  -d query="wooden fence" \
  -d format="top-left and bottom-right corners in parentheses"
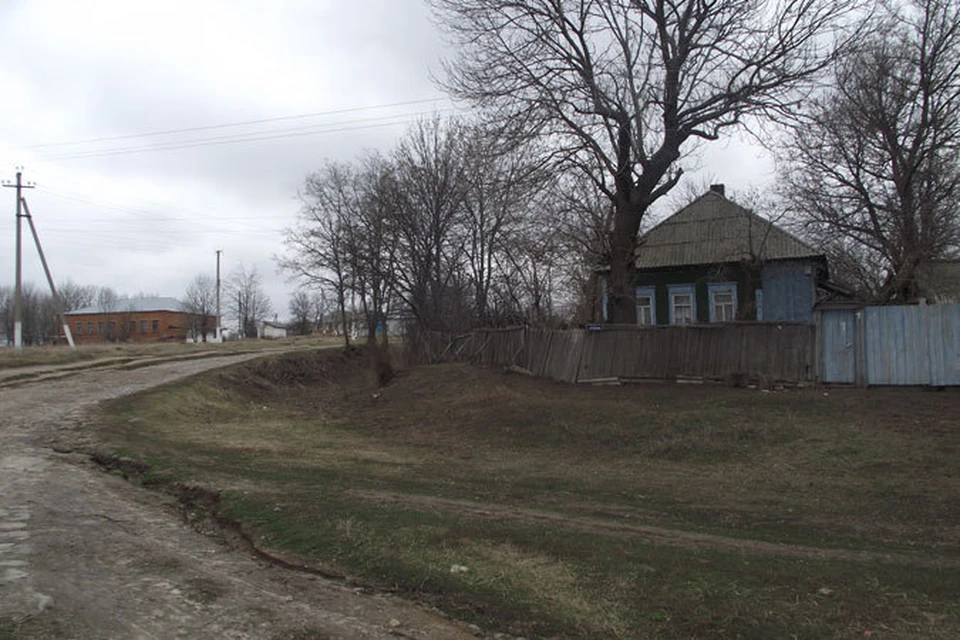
top-left (436, 323), bottom-right (817, 384)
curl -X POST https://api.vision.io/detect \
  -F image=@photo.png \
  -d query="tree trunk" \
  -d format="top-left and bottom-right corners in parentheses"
top-left (607, 193), bottom-right (639, 324)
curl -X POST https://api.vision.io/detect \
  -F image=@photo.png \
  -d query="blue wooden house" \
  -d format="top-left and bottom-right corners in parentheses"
top-left (604, 185), bottom-right (830, 325)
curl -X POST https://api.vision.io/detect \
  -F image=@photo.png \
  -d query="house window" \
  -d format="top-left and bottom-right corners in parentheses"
top-left (668, 285), bottom-right (696, 325)
top-left (75, 323), bottom-right (83, 335)
top-left (140, 320), bottom-right (148, 334)
top-left (152, 319), bottom-right (159, 333)
top-left (106, 321), bottom-right (116, 336)
top-left (87, 322), bottom-right (93, 334)
top-left (97, 322), bottom-right (103, 334)
top-left (636, 286), bottom-right (656, 325)
top-left (129, 321), bottom-right (136, 335)
top-left (708, 282), bottom-right (738, 323)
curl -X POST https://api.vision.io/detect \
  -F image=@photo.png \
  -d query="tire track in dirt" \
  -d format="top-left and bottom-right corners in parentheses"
top-left (349, 489), bottom-right (960, 570)
top-left (0, 353), bottom-right (477, 640)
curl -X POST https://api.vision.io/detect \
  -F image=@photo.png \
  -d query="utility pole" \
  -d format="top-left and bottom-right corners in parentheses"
top-left (2, 169), bottom-right (35, 353)
top-left (215, 249), bottom-right (222, 342)
top-left (21, 198), bottom-right (75, 350)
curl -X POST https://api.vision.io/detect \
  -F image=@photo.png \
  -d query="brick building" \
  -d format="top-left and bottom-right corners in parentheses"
top-left (64, 297), bottom-right (217, 344)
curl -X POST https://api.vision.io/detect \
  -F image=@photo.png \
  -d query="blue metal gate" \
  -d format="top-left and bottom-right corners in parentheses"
top-left (819, 309), bottom-right (857, 384)
top-left (820, 303), bottom-right (960, 386)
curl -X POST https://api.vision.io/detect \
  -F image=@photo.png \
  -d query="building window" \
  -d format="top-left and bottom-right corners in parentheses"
top-left (97, 322), bottom-right (103, 334)
top-left (140, 320), bottom-right (148, 334)
top-left (75, 323), bottom-right (83, 335)
top-left (87, 322), bottom-right (93, 335)
top-left (152, 319), bottom-right (159, 333)
top-left (668, 285), bottom-right (696, 325)
top-left (106, 321), bottom-right (116, 336)
top-left (708, 282), bottom-right (738, 323)
top-left (636, 286), bottom-right (656, 325)
top-left (129, 321), bottom-right (136, 335)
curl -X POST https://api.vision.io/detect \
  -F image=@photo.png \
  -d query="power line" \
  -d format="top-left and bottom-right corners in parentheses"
top-left (37, 110), bottom-right (457, 162)
top-left (22, 97), bottom-right (453, 150)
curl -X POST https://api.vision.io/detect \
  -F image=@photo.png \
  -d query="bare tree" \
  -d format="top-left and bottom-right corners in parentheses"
top-left (183, 274), bottom-right (217, 342)
top-left (281, 162), bottom-right (362, 347)
top-left (58, 281), bottom-right (97, 311)
top-left (430, 0), bottom-right (858, 322)
top-left (460, 132), bottom-right (550, 325)
top-left (288, 290), bottom-right (314, 336)
top-left (227, 264), bottom-right (272, 338)
top-left (389, 116), bottom-right (470, 335)
top-left (780, 0), bottom-right (960, 301)
top-left (346, 154), bottom-right (398, 346)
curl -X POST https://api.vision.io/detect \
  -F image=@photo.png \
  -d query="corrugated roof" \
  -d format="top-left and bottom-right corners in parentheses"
top-left (64, 296), bottom-right (187, 315)
top-left (636, 191), bottom-right (823, 269)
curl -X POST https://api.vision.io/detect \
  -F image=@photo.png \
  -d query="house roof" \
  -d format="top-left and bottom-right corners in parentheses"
top-left (64, 296), bottom-right (187, 315)
top-left (917, 260), bottom-right (960, 302)
top-left (636, 190), bottom-right (824, 269)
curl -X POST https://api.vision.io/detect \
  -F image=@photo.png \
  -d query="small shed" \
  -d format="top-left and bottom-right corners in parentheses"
top-left (258, 320), bottom-right (288, 340)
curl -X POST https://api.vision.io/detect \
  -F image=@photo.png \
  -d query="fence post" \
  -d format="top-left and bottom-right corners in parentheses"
top-left (572, 329), bottom-right (587, 383)
top-left (854, 309), bottom-right (867, 387)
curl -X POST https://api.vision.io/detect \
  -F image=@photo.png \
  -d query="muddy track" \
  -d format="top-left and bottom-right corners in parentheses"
top-left (0, 354), bottom-right (476, 640)
top-left (349, 489), bottom-right (960, 571)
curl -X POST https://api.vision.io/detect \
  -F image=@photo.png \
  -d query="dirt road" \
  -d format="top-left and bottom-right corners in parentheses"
top-left (0, 354), bottom-right (475, 639)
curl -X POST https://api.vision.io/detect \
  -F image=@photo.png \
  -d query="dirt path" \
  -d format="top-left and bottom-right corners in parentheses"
top-left (349, 490), bottom-right (960, 571)
top-left (0, 355), bottom-right (475, 640)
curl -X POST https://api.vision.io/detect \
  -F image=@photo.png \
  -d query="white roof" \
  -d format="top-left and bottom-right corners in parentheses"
top-left (64, 296), bottom-right (186, 315)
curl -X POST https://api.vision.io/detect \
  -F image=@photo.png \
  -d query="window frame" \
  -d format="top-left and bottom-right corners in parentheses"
top-left (668, 284), bottom-right (696, 325)
top-left (708, 282), bottom-right (739, 323)
top-left (635, 286), bottom-right (656, 326)
top-left (140, 320), bottom-right (148, 334)
top-left (152, 319), bottom-right (159, 333)
top-left (75, 322), bottom-right (83, 336)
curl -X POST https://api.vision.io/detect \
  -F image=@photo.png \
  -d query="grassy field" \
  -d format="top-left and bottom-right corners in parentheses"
top-left (95, 349), bottom-right (960, 639)
top-left (0, 335), bottom-right (339, 370)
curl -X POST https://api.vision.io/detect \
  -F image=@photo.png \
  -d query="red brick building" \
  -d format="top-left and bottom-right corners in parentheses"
top-left (64, 297), bottom-right (217, 343)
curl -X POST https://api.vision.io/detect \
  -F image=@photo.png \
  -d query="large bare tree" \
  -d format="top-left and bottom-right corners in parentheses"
top-left (780, 0), bottom-right (960, 301)
top-left (430, 0), bottom-right (857, 322)
top-left (281, 162), bottom-right (357, 347)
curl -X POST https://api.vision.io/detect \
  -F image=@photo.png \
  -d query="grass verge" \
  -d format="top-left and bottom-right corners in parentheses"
top-left (95, 348), bottom-right (960, 639)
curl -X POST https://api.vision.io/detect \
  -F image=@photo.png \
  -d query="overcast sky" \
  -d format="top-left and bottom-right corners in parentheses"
top-left (0, 0), bottom-right (773, 321)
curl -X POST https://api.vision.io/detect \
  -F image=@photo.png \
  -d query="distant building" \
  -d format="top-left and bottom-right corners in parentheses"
top-left (258, 320), bottom-right (288, 340)
top-left (64, 297), bottom-right (217, 343)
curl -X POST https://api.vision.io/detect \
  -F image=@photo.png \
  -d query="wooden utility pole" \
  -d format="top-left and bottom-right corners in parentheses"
top-left (2, 169), bottom-right (35, 352)
top-left (216, 249), bottom-right (222, 342)
top-left (20, 197), bottom-right (75, 349)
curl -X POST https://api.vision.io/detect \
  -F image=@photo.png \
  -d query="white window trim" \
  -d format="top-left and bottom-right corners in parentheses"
top-left (635, 286), bottom-right (656, 325)
top-left (708, 282), bottom-right (739, 323)
top-left (668, 284), bottom-right (696, 325)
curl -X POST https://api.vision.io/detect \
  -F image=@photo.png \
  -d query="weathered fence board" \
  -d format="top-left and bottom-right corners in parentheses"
top-left (573, 323), bottom-right (815, 383)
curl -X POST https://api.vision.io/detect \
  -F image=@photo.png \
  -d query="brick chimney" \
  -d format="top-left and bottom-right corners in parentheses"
top-left (709, 183), bottom-right (725, 197)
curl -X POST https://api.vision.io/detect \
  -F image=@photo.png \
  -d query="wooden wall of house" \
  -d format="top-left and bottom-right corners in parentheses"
top-left (761, 261), bottom-right (817, 323)
top-left (633, 264), bottom-right (757, 324)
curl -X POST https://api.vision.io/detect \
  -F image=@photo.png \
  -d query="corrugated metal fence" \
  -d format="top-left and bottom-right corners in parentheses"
top-left (437, 323), bottom-right (816, 384)
top-left (819, 303), bottom-right (960, 386)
